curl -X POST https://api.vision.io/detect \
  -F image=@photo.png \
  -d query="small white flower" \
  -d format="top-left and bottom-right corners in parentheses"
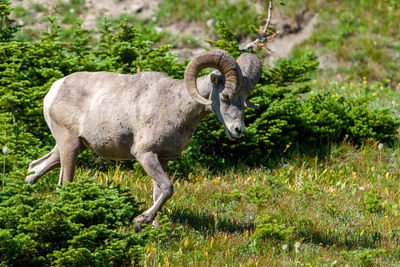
top-left (294, 241), bottom-right (301, 253)
top-left (378, 143), bottom-right (383, 150)
top-left (2, 146), bottom-right (8, 155)
top-left (282, 244), bottom-right (288, 251)
top-left (155, 26), bottom-right (164, 33)
top-left (359, 186), bottom-right (365, 191)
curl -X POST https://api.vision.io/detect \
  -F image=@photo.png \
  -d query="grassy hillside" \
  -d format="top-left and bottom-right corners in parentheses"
top-left (2, 0), bottom-right (400, 265)
top-left (85, 141), bottom-right (400, 266)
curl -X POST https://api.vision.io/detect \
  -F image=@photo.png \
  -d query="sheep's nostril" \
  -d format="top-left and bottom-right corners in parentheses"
top-left (235, 127), bottom-right (243, 135)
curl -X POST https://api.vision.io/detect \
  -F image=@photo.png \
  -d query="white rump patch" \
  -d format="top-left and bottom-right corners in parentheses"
top-left (44, 77), bottom-right (66, 116)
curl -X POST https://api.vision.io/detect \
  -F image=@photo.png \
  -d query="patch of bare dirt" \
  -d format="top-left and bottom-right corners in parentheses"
top-left (82, 0), bottom-right (158, 28)
top-left (165, 20), bottom-right (211, 41)
top-left (318, 52), bottom-right (341, 70)
top-left (264, 11), bottom-right (318, 63)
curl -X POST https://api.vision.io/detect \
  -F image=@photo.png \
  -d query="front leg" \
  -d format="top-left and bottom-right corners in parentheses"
top-left (133, 152), bottom-right (174, 231)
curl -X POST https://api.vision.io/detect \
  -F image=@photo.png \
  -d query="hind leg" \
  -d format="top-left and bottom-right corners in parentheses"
top-left (26, 146), bottom-right (60, 185)
top-left (57, 135), bottom-right (82, 186)
top-left (152, 159), bottom-right (169, 227)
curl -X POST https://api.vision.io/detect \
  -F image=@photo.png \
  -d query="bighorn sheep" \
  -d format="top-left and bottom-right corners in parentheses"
top-left (26, 50), bottom-right (262, 230)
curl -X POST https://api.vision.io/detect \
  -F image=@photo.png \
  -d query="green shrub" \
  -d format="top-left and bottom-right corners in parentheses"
top-left (214, 189), bottom-right (243, 203)
top-left (340, 248), bottom-right (385, 266)
top-left (364, 189), bottom-right (385, 213)
top-left (246, 184), bottom-right (271, 206)
top-left (253, 214), bottom-right (294, 242)
top-left (0, 0), bottom-right (18, 42)
top-left (0, 179), bottom-right (143, 265)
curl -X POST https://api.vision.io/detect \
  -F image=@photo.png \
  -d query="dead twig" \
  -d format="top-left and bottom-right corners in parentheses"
top-left (240, 0), bottom-right (278, 51)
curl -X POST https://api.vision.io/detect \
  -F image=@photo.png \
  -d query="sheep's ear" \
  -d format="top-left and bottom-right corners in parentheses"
top-left (210, 73), bottom-right (219, 87)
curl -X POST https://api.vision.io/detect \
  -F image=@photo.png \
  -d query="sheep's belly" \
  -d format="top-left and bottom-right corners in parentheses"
top-left (81, 134), bottom-right (134, 160)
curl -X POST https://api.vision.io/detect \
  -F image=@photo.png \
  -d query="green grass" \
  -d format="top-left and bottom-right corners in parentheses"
top-left (50, 139), bottom-right (399, 265)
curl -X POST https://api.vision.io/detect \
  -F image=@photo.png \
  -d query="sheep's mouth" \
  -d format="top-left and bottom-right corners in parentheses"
top-left (225, 129), bottom-right (238, 140)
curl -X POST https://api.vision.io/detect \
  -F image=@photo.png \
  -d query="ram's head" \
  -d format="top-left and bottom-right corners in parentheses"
top-left (184, 51), bottom-right (262, 139)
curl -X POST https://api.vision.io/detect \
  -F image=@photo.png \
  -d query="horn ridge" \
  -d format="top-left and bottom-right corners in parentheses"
top-left (184, 50), bottom-right (241, 105)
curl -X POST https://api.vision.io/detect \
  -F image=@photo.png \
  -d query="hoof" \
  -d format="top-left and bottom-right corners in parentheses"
top-left (152, 218), bottom-right (160, 228)
top-left (133, 214), bottom-right (150, 232)
top-left (25, 174), bottom-right (37, 185)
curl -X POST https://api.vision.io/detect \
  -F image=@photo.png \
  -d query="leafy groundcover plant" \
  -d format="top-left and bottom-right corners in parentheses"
top-left (0, 179), bottom-right (143, 266)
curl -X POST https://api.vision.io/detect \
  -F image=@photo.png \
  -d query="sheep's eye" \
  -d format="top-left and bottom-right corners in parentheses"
top-left (221, 92), bottom-right (229, 100)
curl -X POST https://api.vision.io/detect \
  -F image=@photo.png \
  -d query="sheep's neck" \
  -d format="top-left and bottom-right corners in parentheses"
top-left (176, 75), bottom-right (212, 132)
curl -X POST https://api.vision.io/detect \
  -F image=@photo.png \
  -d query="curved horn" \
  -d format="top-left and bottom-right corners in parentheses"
top-left (184, 50), bottom-right (242, 105)
top-left (236, 53), bottom-right (262, 93)
top-left (237, 53), bottom-right (262, 109)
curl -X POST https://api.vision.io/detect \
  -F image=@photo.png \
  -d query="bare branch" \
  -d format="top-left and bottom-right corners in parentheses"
top-left (240, 0), bottom-right (276, 51)
top-left (262, 0), bottom-right (273, 35)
